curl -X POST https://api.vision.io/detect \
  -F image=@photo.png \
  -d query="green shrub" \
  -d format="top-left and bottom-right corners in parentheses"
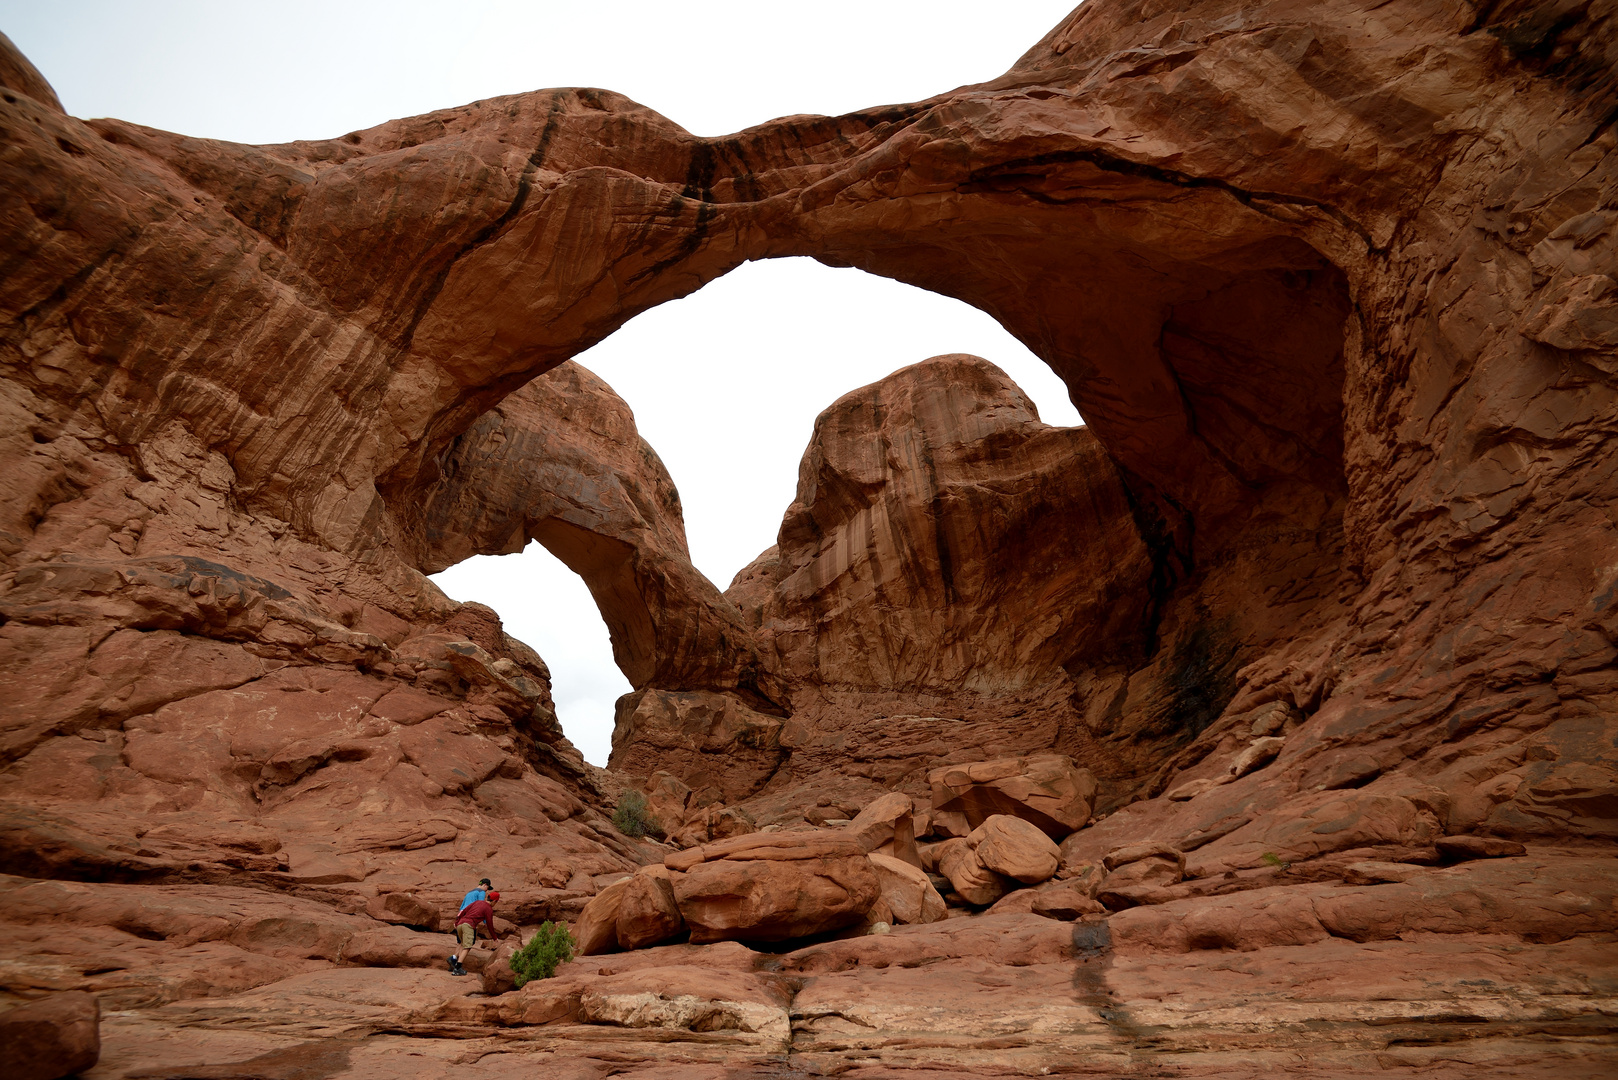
top-left (612, 790), bottom-right (663, 839)
top-left (510, 921), bottom-right (576, 988)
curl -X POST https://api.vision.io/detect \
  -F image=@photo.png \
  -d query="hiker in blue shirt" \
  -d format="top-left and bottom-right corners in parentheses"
top-left (459, 877), bottom-right (491, 914)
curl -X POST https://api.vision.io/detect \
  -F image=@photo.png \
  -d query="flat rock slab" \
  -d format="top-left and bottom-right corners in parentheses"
top-left (148, 968), bottom-right (468, 1038)
top-left (63, 914), bottom-right (1618, 1078)
top-left (1110, 857), bottom-right (1618, 953)
top-left (664, 833), bottom-right (864, 871)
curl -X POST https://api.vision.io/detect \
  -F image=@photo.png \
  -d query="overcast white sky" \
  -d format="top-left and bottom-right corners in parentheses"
top-left (5, 1), bottom-right (1084, 765)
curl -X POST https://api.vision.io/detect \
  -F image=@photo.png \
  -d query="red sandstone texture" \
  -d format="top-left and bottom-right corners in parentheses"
top-left (2, 0), bottom-right (1618, 1075)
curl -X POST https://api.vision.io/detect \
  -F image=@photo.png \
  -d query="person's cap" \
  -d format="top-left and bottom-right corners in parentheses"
top-left (486, 890), bottom-right (500, 903)
top-left (478, 878), bottom-right (492, 886)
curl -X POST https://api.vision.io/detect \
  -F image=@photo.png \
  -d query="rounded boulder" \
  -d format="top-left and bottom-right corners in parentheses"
top-left (670, 855), bottom-right (880, 944)
top-left (970, 814), bottom-right (1060, 884)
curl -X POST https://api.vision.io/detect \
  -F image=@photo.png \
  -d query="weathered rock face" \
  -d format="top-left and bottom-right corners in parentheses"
top-left (3, 0), bottom-right (1618, 1074)
top-left (0, 990), bottom-right (100, 1080)
top-left (726, 353), bottom-right (1152, 731)
top-left (6, 0), bottom-right (1615, 830)
top-left (608, 689), bottom-right (787, 804)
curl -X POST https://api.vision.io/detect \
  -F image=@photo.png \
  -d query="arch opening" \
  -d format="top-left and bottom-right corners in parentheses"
top-left (421, 258), bottom-right (1082, 763)
top-left (410, 210), bottom-right (1355, 791)
top-left (571, 257), bottom-right (1086, 588)
top-left (432, 541), bottom-right (630, 768)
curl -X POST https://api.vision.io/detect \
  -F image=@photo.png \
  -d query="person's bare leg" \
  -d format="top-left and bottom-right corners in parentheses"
top-left (448, 929), bottom-right (473, 974)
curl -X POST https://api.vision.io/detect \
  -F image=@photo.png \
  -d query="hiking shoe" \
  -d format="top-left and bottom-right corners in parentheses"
top-left (450, 959), bottom-right (468, 977)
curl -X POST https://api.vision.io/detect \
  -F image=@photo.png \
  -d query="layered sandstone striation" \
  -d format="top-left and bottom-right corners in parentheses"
top-left (2, 0), bottom-right (1618, 1075)
top-left (609, 354), bottom-right (1156, 805)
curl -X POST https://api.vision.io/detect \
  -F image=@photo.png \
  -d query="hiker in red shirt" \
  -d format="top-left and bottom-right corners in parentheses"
top-left (448, 890), bottom-right (502, 976)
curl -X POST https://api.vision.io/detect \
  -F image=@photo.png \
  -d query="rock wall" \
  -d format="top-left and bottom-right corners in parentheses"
top-left (609, 354), bottom-right (1166, 802)
top-left (729, 354), bottom-right (1150, 696)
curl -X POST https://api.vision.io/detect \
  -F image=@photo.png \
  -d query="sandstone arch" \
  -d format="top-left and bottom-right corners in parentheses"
top-left (416, 360), bottom-right (784, 709)
top-left (5, 0), bottom-right (1615, 816)
top-left (4, 3), bottom-right (1618, 1070)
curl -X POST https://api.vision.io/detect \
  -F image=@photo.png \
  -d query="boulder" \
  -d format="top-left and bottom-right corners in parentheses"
top-left (0, 991), bottom-right (100, 1080)
top-left (1031, 881), bottom-right (1105, 920)
top-left (1099, 856), bottom-right (1184, 900)
top-left (848, 792), bottom-right (920, 867)
top-left (574, 876), bottom-right (634, 956)
top-left (344, 925), bottom-right (472, 970)
top-left (665, 831), bottom-right (863, 871)
top-left (969, 814), bottom-right (1060, 884)
top-left (1230, 737), bottom-right (1287, 778)
top-left (481, 939), bottom-right (521, 995)
top-left (935, 837), bottom-right (1009, 906)
top-left (868, 852), bottom-right (947, 925)
top-left (927, 754), bottom-right (1096, 839)
top-left (670, 855), bottom-right (880, 944)
top-left (1343, 861), bottom-right (1427, 886)
top-left (1317, 754), bottom-right (1384, 791)
top-left (1245, 701), bottom-right (1299, 737)
top-left (1103, 842), bottom-right (1187, 873)
top-left (1166, 777), bottom-right (1224, 801)
top-left (984, 889), bottom-right (1040, 916)
top-left (1095, 883), bottom-right (1179, 911)
top-left (669, 802), bottom-right (757, 847)
top-left (616, 865), bottom-right (685, 949)
top-left (846, 896), bottom-right (896, 937)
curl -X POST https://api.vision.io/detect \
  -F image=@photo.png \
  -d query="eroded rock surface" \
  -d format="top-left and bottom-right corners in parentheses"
top-left (0, 990), bottom-right (100, 1080)
top-left (3, 0), bottom-right (1618, 1074)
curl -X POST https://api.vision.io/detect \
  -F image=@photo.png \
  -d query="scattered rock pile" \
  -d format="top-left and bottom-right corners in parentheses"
top-left (574, 755), bottom-right (1102, 955)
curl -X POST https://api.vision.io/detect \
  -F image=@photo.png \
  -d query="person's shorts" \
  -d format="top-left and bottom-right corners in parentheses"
top-left (455, 924), bottom-right (476, 948)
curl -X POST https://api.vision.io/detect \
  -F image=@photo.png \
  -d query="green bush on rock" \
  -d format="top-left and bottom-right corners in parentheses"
top-left (612, 790), bottom-right (663, 839)
top-left (510, 921), bottom-right (576, 988)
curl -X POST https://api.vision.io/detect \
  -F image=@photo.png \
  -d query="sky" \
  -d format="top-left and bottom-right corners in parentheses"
top-left (4, 0), bottom-right (1085, 765)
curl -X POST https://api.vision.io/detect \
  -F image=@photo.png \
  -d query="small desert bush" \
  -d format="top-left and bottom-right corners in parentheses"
top-left (612, 790), bottom-right (663, 839)
top-left (510, 921), bottom-right (575, 988)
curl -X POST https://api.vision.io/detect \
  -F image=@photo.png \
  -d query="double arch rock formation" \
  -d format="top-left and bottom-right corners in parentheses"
top-left (1, 0), bottom-right (1617, 1074)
